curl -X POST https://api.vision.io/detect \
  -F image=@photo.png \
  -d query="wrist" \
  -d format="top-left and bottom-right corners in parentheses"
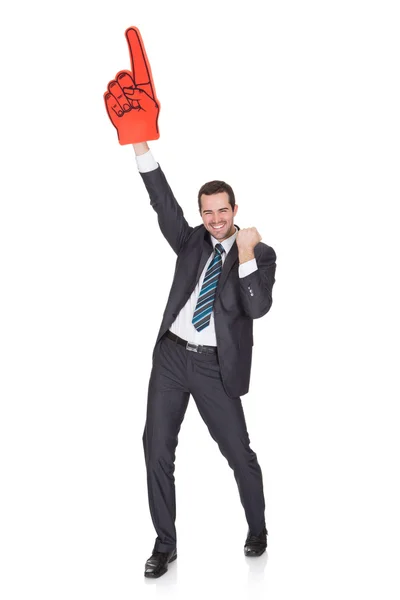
top-left (238, 249), bottom-right (255, 264)
top-left (132, 142), bottom-right (150, 155)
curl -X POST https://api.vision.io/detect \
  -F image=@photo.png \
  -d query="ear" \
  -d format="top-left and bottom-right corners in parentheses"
top-left (233, 204), bottom-right (238, 216)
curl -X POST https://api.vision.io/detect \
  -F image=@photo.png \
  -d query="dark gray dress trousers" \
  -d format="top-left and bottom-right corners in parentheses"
top-left (143, 333), bottom-right (266, 552)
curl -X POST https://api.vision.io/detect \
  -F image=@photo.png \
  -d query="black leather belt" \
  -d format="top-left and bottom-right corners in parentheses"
top-left (165, 330), bottom-right (217, 355)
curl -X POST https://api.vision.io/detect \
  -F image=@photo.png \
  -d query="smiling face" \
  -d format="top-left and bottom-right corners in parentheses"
top-left (200, 192), bottom-right (239, 242)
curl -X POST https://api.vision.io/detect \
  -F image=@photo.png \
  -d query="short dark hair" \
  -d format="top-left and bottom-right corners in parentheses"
top-left (197, 180), bottom-right (235, 213)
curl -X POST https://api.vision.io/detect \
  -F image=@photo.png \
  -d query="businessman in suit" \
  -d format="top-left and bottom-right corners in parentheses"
top-left (132, 141), bottom-right (277, 578)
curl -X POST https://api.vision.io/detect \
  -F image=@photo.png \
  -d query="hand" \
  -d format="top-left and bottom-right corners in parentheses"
top-left (236, 227), bottom-right (262, 253)
top-left (104, 27), bottom-right (160, 145)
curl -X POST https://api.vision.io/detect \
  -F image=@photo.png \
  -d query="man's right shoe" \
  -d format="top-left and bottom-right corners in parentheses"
top-left (144, 547), bottom-right (177, 578)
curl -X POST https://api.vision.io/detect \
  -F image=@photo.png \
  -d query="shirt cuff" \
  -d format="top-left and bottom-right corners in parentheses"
top-left (239, 258), bottom-right (258, 278)
top-left (135, 150), bottom-right (159, 173)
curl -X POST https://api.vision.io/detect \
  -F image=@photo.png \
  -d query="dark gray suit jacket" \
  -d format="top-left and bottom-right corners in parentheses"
top-left (140, 165), bottom-right (276, 398)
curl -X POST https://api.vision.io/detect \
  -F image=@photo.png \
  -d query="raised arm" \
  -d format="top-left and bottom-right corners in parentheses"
top-left (105, 28), bottom-right (193, 254)
top-left (133, 144), bottom-right (193, 255)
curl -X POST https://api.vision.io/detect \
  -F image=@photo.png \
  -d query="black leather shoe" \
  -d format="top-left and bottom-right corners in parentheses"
top-left (244, 526), bottom-right (268, 557)
top-left (144, 548), bottom-right (177, 578)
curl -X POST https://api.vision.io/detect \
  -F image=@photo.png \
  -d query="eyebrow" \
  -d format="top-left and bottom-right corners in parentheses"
top-left (203, 208), bottom-right (229, 213)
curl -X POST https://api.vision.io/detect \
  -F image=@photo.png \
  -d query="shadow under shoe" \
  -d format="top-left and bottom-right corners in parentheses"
top-left (244, 526), bottom-right (268, 557)
top-left (144, 547), bottom-right (177, 578)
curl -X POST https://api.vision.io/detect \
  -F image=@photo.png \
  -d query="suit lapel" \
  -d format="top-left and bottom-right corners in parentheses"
top-left (194, 232), bottom-right (213, 285)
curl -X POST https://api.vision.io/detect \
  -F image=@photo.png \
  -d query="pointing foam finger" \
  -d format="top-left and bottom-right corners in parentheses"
top-left (125, 27), bottom-right (151, 86)
top-left (125, 26), bottom-right (158, 102)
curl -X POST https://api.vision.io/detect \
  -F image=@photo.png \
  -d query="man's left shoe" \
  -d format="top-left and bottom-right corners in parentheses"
top-left (244, 526), bottom-right (268, 557)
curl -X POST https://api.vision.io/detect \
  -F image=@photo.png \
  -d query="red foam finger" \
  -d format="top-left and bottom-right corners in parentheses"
top-left (104, 27), bottom-right (161, 145)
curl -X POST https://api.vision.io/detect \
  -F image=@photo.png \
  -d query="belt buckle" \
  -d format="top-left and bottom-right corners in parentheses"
top-left (186, 342), bottom-right (200, 353)
top-left (186, 342), bottom-right (198, 352)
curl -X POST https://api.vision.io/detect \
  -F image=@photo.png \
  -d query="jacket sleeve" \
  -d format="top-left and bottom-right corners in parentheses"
top-left (239, 244), bottom-right (277, 319)
top-left (140, 165), bottom-right (194, 255)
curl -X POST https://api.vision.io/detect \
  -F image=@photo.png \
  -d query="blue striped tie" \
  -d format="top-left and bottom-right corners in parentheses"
top-left (192, 243), bottom-right (225, 332)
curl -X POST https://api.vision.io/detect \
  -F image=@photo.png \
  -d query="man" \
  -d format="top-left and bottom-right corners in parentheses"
top-left (133, 141), bottom-right (277, 578)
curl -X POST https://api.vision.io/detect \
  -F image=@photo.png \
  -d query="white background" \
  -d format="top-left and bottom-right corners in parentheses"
top-left (1, 1), bottom-right (399, 598)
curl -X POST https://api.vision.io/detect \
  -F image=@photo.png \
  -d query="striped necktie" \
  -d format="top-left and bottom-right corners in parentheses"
top-left (192, 243), bottom-right (225, 332)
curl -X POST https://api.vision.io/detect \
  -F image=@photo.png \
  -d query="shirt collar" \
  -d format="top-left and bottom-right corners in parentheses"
top-left (210, 226), bottom-right (238, 255)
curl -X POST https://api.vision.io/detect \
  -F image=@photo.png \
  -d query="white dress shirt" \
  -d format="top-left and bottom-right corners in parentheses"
top-left (136, 150), bottom-right (258, 345)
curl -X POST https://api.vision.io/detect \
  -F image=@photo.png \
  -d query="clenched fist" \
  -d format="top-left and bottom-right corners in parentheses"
top-left (104, 27), bottom-right (160, 145)
top-left (236, 227), bottom-right (262, 252)
top-left (236, 227), bottom-right (262, 264)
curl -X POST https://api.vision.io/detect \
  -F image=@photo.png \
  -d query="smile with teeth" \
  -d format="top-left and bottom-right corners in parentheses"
top-left (211, 224), bottom-right (225, 229)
